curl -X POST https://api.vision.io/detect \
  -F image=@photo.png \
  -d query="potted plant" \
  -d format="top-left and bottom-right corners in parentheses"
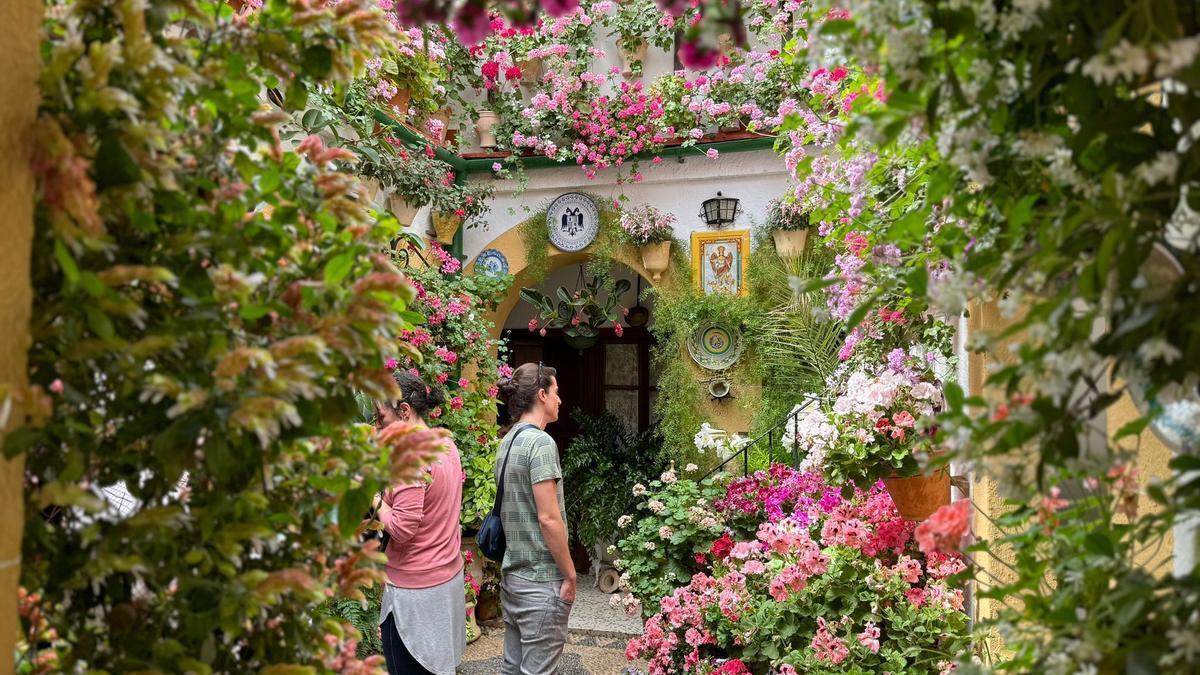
top-left (805, 349), bottom-right (951, 520)
top-left (649, 73), bottom-right (699, 140)
top-left (619, 204), bottom-right (677, 281)
top-left (520, 275), bottom-right (632, 351)
top-left (766, 196), bottom-right (812, 257)
top-left (602, 0), bottom-right (677, 78)
top-left (381, 37), bottom-right (445, 121)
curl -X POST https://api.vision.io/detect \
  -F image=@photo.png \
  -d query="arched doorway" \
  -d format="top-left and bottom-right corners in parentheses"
top-left (501, 261), bottom-right (659, 453)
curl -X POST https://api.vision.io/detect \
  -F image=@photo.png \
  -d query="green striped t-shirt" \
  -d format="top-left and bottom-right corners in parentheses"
top-left (495, 424), bottom-right (566, 582)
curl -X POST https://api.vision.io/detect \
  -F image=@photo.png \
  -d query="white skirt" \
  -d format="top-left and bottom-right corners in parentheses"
top-left (379, 571), bottom-right (466, 675)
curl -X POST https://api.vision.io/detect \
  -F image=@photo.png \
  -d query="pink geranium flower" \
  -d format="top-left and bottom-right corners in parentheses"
top-left (915, 500), bottom-right (971, 556)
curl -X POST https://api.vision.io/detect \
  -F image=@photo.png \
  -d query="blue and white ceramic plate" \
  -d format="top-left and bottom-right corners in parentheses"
top-left (476, 248), bottom-right (509, 277)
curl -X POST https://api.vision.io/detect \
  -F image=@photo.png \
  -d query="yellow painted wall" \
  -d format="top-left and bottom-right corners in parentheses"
top-left (0, 0), bottom-right (40, 671)
top-left (967, 301), bottom-right (1176, 657)
top-left (470, 224), bottom-right (754, 435)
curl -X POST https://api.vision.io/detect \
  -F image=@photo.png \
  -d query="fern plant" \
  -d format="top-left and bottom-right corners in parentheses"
top-left (320, 583), bottom-right (383, 659)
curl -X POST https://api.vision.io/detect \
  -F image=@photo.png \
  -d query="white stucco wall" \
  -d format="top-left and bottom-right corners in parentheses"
top-left (464, 147), bottom-right (790, 262)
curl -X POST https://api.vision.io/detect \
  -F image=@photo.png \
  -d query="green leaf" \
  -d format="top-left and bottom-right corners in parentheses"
top-left (301, 109), bottom-right (319, 129)
top-left (302, 45), bottom-right (334, 79)
top-left (1113, 416), bottom-right (1149, 441)
top-left (1083, 532), bottom-right (1115, 557)
top-left (54, 240), bottom-right (79, 283)
top-left (943, 381), bottom-right (964, 412)
top-left (85, 306), bottom-right (116, 340)
top-left (94, 132), bottom-right (143, 190)
top-left (323, 252), bottom-right (355, 286)
top-left (339, 487), bottom-right (371, 536)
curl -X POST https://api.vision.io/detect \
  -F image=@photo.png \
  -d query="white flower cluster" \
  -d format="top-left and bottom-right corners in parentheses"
top-left (781, 402), bottom-right (840, 474)
top-left (693, 422), bottom-right (751, 459)
top-left (1080, 36), bottom-right (1200, 86)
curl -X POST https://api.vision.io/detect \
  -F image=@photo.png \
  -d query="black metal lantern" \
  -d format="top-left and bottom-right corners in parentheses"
top-left (699, 192), bottom-right (740, 228)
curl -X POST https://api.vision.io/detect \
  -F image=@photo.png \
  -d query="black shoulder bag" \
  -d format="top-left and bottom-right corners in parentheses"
top-left (477, 423), bottom-right (535, 562)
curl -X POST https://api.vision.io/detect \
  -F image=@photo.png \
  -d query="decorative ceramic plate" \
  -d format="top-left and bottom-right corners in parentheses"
top-left (688, 323), bottom-right (743, 371)
top-left (475, 248), bottom-right (509, 277)
top-left (546, 192), bottom-right (599, 252)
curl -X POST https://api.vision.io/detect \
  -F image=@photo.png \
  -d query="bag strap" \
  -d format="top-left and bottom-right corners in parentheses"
top-left (493, 423), bottom-right (536, 515)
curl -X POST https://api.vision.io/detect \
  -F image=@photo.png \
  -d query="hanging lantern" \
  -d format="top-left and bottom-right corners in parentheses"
top-left (699, 192), bottom-right (741, 228)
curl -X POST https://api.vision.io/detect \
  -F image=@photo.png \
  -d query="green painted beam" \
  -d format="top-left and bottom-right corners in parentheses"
top-left (459, 134), bottom-right (779, 174)
top-left (372, 110), bottom-right (466, 172)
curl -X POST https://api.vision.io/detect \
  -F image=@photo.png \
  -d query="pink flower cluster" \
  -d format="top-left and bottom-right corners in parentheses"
top-left (627, 465), bottom-right (966, 673)
top-left (570, 80), bottom-right (672, 179)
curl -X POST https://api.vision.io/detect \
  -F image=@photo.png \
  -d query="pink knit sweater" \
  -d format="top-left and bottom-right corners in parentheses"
top-left (382, 441), bottom-right (464, 589)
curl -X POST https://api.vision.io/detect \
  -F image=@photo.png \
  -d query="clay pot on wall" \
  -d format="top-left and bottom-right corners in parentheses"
top-left (639, 240), bottom-right (672, 281)
top-left (425, 109), bottom-right (451, 144)
top-left (618, 39), bottom-right (648, 79)
top-left (388, 195), bottom-right (421, 228)
top-left (388, 88), bottom-right (412, 119)
top-left (772, 229), bottom-right (809, 258)
top-left (432, 211), bottom-right (464, 244)
top-left (519, 57), bottom-right (543, 85)
top-left (475, 110), bottom-right (500, 149)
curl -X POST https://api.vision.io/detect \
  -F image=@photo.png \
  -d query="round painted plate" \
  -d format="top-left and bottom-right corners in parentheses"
top-left (546, 192), bottom-right (600, 252)
top-left (688, 323), bottom-right (743, 371)
top-left (475, 248), bottom-right (509, 277)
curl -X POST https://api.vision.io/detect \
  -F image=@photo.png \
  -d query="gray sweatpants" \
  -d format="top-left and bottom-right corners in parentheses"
top-left (500, 574), bottom-right (573, 675)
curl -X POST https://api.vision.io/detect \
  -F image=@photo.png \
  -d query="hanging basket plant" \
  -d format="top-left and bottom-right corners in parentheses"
top-left (520, 272), bottom-right (632, 350)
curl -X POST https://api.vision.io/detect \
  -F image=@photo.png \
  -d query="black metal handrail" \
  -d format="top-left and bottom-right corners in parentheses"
top-left (702, 394), bottom-right (823, 480)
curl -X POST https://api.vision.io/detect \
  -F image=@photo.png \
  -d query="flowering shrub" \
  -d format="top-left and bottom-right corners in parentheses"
top-left (971, 466), bottom-right (1200, 674)
top-left (614, 469), bottom-right (730, 615)
top-left (393, 243), bottom-right (512, 526)
top-left (619, 204), bottom-right (677, 246)
top-left (625, 466), bottom-right (969, 674)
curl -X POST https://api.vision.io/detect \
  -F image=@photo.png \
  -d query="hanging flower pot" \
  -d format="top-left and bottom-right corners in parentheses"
top-left (475, 110), bottom-right (501, 149)
top-left (618, 39), bottom-right (648, 79)
top-left (227, 0), bottom-right (246, 12)
top-left (432, 211), bottom-right (464, 244)
top-left (883, 465), bottom-right (951, 521)
top-left (519, 57), bottom-right (543, 85)
top-left (564, 334), bottom-right (600, 351)
top-left (772, 229), bottom-right (809, 257)
top-left (388, 195), bottom-right (420, 227)
top-left (639, 240), bottom-right (672, 281)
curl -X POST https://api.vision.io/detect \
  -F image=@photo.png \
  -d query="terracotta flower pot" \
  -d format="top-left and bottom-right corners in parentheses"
top-left (425, 109), bottom-right (451, 143)
top-left (475, 110), bottom-right (501, 149)
top-left (475, 595), bottom-right (500, 622)
top-left (618, 39), bottom-right (648, 79)
top-left (388, 88), bottom-right (412, 119)
top-left (519, 57), bottom-right (543, 85)
top-left (639, 240), bottom-right (672, 281)
top-left (772, 229), bottom-right (809, 257)
top-left (227, 0), bottom-right (246, 12)
top-left (883, 466), bottom-right (951, 521)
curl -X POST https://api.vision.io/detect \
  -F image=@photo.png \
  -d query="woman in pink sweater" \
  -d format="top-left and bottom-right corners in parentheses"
top-left (373, 372), bottom-right (464, 675)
